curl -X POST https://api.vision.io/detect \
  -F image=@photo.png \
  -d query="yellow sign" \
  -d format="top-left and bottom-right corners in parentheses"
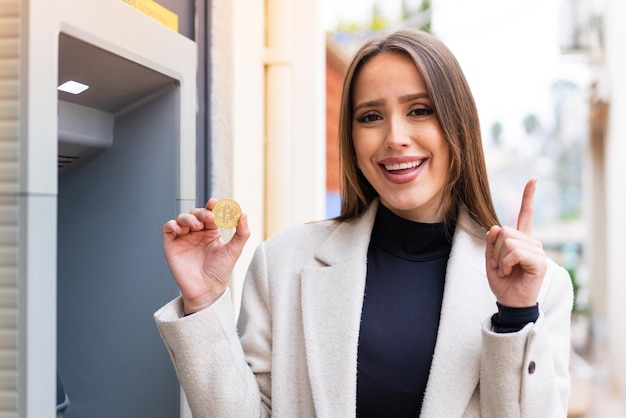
top-left (120, 0), bottom-right (179, 32)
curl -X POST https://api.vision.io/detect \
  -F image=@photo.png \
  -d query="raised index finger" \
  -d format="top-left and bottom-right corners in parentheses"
top-left (517, 178), bottom-right (537, 235)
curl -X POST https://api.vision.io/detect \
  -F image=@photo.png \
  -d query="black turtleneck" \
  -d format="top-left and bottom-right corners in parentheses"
top-left (355, 205), bottom-right (540, 416)
top-left (356, 204), bottom-right (454, 417)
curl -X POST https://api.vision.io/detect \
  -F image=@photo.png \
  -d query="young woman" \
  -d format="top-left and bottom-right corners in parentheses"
top-left (155, 28), bottom-right (573, 417)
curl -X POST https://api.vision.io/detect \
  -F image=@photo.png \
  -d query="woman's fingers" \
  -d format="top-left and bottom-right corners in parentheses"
top-left (495, 238), bottom-right (544, 277)
top-left (163, 198), bottom-right (248, 245)
top-left (175, 212), bottom-right (206, 232)
top-left (205, 197), bottom-right (218, 210)
top-left (487, 225), bottom-right (543, 276)
top-left (487, 178), bottom-right (540, 272)
top-left (516, 178), bottom-right (537, 235)
top-left (226, 213), bottom-right (251, 257)
top-left (485, 225), bottom-right (501, 270)
top-left (486, 179), bottom-right (546, 306)
top-left (166, 198), bottom-right (222, 236)
top-left (189, 207), bottom-right (219, 230)
top-left (162, 219), bottom-right (187, 241)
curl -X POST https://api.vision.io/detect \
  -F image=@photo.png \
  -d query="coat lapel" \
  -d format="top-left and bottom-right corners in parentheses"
top-left (300, 204), bottom-right (496, 416)
top-left (421, 209), bottom-right (497, 416)
top-left (300, 203), bottom-right (378, 416)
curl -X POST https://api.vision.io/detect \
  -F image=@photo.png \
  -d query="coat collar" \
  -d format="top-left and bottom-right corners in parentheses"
top-left (420, 209), bottom-right (496, 416)
top-left (300, 202), bottom-right (377, 416)
top-left (300, 201), bottom-right (495, 416)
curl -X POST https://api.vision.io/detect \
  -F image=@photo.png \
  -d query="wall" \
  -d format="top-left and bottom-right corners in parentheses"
top-left (210, 0), bottom-right (326, 314)
top-left (604, 0), bottom-right (626, 396)
top-left (0, 0), bottom-right (24, 415)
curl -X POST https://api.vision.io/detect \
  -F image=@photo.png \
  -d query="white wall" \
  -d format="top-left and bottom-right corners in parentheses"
top-left (211, 0), bottom-right (326, 315)
top-left (604, 0), bottom-right (626, 395)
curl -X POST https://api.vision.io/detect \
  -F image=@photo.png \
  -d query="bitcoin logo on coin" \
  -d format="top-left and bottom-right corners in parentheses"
top-left (212, 199), bottom-right (242, 229)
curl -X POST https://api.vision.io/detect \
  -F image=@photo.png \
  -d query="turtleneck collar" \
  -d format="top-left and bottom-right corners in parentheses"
top-left (370, 203), bottom-right (455, 262)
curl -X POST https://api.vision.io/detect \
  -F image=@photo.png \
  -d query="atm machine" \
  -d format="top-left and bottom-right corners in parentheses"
top-left (56, 33), bottom-right (191, 417)
top-left (18, 1), bottom-right (197, 416)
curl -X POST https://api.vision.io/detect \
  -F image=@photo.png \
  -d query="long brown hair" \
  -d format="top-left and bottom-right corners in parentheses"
top-left (336, 28), bottom-right (500, 231)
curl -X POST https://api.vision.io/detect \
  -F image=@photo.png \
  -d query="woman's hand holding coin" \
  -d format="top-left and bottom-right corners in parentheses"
top-left (162, 198), bottom-right (250, 315)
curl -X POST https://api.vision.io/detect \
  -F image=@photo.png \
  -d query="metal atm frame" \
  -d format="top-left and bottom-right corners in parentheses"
top-left (14, 1), bottom-right (196, 416)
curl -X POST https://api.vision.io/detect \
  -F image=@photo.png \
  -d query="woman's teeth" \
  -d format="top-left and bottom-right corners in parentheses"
top-left (384, 160), bottom-right (423, 171)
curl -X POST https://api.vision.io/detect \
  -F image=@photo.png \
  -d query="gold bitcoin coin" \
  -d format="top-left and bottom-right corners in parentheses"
top-left (212, 199), bottom-right (242, 229)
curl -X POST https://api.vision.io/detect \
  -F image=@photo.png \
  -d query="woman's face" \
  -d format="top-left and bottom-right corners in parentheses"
top-left (351, 52), bottom-right (450, 223)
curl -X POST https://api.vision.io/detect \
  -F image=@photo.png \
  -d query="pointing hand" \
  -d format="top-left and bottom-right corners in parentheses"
top-left (485, 179), bottom-right (547, 307)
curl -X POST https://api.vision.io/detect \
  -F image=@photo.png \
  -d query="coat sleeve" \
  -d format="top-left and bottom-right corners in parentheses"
top-left (479, 260), bottom-right (573, 418)
top-left (153, 243), bottom-right (273, 418)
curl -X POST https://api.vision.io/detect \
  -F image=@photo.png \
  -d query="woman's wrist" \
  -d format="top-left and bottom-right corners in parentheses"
top-left (182, 289), bottom-right (226, 316)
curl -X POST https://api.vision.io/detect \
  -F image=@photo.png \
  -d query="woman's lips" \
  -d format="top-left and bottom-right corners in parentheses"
top-left (378, 159), bottom-right (426, 184)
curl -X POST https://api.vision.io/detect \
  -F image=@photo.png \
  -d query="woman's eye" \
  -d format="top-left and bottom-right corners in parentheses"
top-left (409, 107), bottom-right (433, 117)
top-left (356, 112), bottom-right (382, 123)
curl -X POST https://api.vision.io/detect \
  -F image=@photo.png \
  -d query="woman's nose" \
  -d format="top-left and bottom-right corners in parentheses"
top-left (384, 118), bottom-right (411, 149)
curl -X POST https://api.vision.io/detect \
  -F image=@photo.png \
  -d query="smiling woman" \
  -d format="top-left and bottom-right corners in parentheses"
top-left (154, 28), bottom-right (573, 417)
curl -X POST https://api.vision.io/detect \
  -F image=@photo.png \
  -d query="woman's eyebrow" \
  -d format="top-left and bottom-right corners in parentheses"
top-left (353, 92), bottom-right (430, 112)
top-left (399, 92), bottom-right (430, 104)
top-left (353, 99), bottom-right (385, 113)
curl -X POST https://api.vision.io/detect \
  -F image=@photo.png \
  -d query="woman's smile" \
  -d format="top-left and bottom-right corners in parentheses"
top-left (378, 157), bottom-right (426, 184)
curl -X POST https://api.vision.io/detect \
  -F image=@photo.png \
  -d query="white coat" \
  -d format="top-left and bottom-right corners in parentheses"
top-left (155, 201), bottom-right (573, 417)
